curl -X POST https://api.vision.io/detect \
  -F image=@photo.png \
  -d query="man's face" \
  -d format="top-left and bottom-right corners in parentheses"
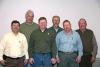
top-left (11, 23), bottom-right (20, 33)
top-left (63, 22), bottom-right (71, 32)
top-left (39, 19), bottom-right (47, 30)
top-left (79, 19), bottom-right (87, 30)
top-left (52, 17), bottom-right (60, 28)
top-left (25, 13), bottom-right (33, 23)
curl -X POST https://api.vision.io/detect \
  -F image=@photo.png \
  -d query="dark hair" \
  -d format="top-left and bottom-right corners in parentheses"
top-left (63, 20), bottom-right (71, 25)
top-left (38, 17), bottom-right (47, 23)
top-left (11, 20), bottom-right (20, 26)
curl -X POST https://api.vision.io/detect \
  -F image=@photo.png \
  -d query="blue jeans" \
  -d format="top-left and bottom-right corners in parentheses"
top-left (24, 63), bottom-right (28, 67)
top-left (30, 53), bottom-right (52, 67)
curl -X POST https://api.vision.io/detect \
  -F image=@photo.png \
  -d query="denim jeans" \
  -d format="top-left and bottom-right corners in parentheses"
top-left (24, 64), bottom-right (28, 67)
top-left (30, 53), bottom-right (52, 67)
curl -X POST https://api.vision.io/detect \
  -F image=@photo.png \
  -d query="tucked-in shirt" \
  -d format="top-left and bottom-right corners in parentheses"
top-left (56, 30), bottom-right (83, 57)
top-left (0, 32), bottom-right (29, 60)
top-left (20, 22), bottom-right (38, 42)
top-left (29, 28), bottom-right (57, 58)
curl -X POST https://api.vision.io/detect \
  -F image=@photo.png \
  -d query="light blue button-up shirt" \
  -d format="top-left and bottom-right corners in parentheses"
top-left (56, 30), bottom-right (83, 57)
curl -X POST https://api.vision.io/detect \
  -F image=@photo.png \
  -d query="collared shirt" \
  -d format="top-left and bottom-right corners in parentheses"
top-left (0, 32), bottom-right (29, 60)
top-left (56, 30), bottom-right (83, 57)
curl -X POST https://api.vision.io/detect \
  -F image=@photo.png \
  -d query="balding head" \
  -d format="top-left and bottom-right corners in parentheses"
top-left (25, 10), bottom-right (34, 24)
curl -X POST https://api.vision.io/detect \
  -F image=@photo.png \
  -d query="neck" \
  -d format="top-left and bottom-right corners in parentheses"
top-left (65, 30), bottom-right (72, 35)
top-left (40, 28), bottom-right (46, 32)
top-left (53, 26), bottom-right (59, 29)
top-left (26, 22), bottom-right (33, 25)
top-left (12, 31), bottom-right (18, 36)
top-left (80, 29), bottom-right (86, 32)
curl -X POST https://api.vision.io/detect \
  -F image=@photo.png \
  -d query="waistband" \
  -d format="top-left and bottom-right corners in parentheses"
top-left (3, 55), bottom-right (25, 60)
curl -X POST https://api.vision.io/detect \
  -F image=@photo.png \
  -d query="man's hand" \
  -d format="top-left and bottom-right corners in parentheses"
top-left (76, 56), bottom-right (81, 63)
top-left (24, 59), bottom-right (28, 64)
top-left (91, 56), bottom-right (96, 63)
top-left (51, 58), bottom-right (56, 64)
top-left (29, 58), bottom-right (34, 64)
top-left (0, 60), bottom-right (6, 65)
top-left (56, 57), bottom-right (60, 63)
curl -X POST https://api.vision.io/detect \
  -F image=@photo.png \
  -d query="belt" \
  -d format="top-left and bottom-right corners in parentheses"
top-left (3, 55), bottom-right (24, 60)
top-left (58, 51), bottom-right (76, 54)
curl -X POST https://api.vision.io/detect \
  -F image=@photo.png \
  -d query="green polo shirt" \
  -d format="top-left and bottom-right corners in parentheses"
top-left (29, 28), bottom-right (57, 58)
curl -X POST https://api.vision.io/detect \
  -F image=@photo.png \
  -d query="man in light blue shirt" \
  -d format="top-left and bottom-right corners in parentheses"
top-left (56, 20), bottom-right (83, 67)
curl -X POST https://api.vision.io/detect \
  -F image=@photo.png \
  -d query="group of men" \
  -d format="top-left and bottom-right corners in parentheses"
top-left (0, 10), bottom-right (98, 67)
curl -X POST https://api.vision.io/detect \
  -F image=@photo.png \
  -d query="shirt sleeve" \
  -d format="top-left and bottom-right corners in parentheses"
top-left (28, 32), bottom-right (34, 58)
top-left (0, 36), bottom-right (6, 60)
top-left (55, 33), bottom-right (60, 58)
top-left (92, 34), bottom-right (98, 57)
top-left (76, 32), bottom-right (83, 57)
top-left (23, 35), bottom-right (29, 59)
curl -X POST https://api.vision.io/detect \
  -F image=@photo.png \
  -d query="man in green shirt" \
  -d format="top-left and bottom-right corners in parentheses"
top-left (76, 18), bottom-right (98, 67)
top-left (49, 15), bottom-right (63, 42)
top-left (20, 10), bottom-right (38, 43)
top-left (20, 10), bottom-right (38, 67)
top-left (48, 16), bottom-right (63, 67)
top-left (29, 17), bottom-right (57, 67)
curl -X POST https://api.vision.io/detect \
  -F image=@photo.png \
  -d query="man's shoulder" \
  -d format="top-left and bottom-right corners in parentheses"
top-left (59, 27), bottom-right (63, 29)
top-left (57, 30), bottom-right (63, 35)
top-left (32, 22), bottom-right (38, 25)
top-left (20, 22), bottom-right (38, 25)
top-left (31, 29), bottom-right (39, 34)
top-left (3, 32), bottom-right (11, 37)
top-left (48, 26), bottom-right (53, 30)
top-left (18, 32), bottom-right (26, 36)
top-left (20, 22), bottom-right (25, 25)
top-left (73, 30), bottom-right (80, 35)
top-left (86, 29), bottom-right (93, 32)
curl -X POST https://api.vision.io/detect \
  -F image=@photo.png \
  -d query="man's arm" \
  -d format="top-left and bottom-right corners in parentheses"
top-left (92, 34), bottom-right (98, 57)
top-left (0, 36), bottom-right (6, 65)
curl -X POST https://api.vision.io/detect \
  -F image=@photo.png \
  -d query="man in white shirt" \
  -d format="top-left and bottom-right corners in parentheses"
top-left (0, 20), bottom-right (29, 67)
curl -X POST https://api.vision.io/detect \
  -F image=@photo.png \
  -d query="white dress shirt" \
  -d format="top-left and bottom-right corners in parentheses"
top-left (0, 32), bottom-right (29, 60)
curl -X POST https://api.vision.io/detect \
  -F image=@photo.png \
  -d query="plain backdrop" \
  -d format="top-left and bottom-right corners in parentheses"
top-left (0, 0), bottom-right (100, 58)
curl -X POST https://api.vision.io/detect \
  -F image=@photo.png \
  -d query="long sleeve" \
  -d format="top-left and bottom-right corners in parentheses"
top-left (50, 33), bottom-right (57, 58)
top-left (77, 33), bottom-right (83, 57)
top-left (23, 35), bottom-right (29, 59)
top-left (56, 34), bottom-right (60, 49)
top-left (0, 36), bottom-right (6, 60)
top-left (28, 32), bottom-right (34, 58)
top-left (92, 34), bottom-right (98, 57)
top-left (55, 33), bottom-right (60, 58)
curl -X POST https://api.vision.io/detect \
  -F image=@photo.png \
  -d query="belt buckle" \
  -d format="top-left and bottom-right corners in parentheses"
top-left (64, 52), bottom-right (73, 54)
